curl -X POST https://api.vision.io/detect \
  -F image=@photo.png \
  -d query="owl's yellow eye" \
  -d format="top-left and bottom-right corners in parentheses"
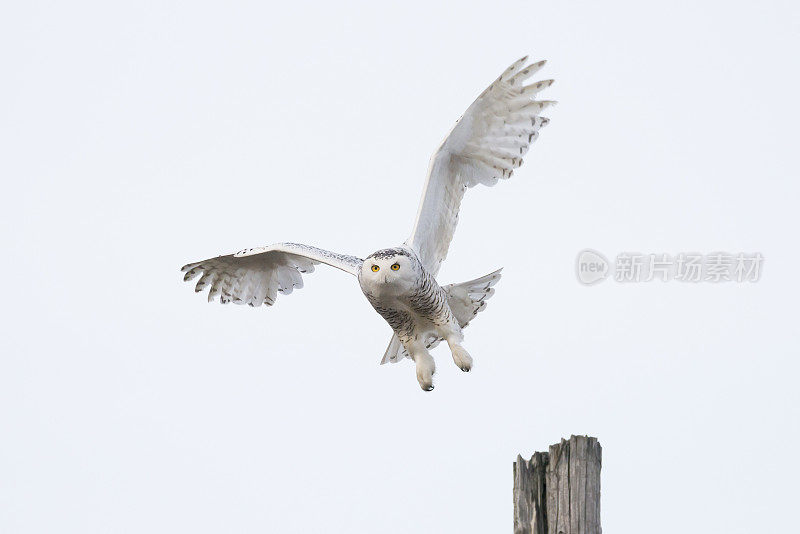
top-left (371, 265), bottom-right (380, 272)
top-left (391, 263), bottom-right (400, 271)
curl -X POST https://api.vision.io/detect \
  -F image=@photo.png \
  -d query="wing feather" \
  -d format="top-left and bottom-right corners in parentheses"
top-left (406, 57), bottom-right (554, 274)
top-left (180, 242), bottom-right (363, 308)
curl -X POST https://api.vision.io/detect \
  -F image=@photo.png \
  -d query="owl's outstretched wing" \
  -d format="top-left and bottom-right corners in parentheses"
top-left (181, 242), bottom-right (363, 307)
top-left (406, 56), bottom-right (554, 275)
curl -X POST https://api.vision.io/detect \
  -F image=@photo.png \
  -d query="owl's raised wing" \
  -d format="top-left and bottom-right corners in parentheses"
top-left (181, 242), bottom-right (362, 307)
top-left (406, 57), bottom-right (554, 275)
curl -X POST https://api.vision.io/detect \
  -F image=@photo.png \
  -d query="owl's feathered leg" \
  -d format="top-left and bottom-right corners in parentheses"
top-left (407, 340), bottom-right (436, 391)
top-left (446, 336), bottom-right (473, 372)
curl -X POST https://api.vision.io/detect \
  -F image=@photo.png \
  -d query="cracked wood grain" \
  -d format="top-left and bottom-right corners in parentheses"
top-left (513, 436), bottom-right (601, 534)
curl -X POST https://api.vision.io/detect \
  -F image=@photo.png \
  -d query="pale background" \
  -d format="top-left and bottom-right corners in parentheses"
top-left (2, 1), bottom-right (798, 532)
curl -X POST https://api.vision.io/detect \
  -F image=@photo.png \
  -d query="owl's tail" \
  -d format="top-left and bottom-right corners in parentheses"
top-left (379, 268), bottom-right (503, 365)
top-left (443, 268), bottom-right (503, 328)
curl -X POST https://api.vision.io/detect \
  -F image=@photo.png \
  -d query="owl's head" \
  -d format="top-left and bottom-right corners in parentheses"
top-left (358, 247), bottom-right (419, 295)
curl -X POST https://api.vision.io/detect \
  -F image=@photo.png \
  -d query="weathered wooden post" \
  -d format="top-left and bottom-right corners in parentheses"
top-left (513, 435), bottom-right (602, 534)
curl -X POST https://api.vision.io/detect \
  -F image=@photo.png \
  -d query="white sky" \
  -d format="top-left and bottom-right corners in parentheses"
top-left (2, 1), bottom-right (799, 532)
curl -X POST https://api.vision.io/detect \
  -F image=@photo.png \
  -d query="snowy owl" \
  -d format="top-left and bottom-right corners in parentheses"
top-left (181, 56), bottom-right (554, 391)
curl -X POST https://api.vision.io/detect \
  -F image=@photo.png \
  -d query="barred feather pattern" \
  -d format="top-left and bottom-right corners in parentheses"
top-left (368, 268), bottom-right (455, 344)
top-left (380, 268), bottom-right (503, 364)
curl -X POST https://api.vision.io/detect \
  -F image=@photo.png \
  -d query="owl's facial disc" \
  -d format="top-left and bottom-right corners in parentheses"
top-left (361, 249), bottom-right (416, 295)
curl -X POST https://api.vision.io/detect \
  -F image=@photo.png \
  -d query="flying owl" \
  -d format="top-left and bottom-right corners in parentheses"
top-left (181, 56), bottom-right (554, 391)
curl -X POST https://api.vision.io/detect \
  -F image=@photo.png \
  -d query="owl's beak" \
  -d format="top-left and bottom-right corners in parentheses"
top-left (383, 276), bottom-right (389, 283)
